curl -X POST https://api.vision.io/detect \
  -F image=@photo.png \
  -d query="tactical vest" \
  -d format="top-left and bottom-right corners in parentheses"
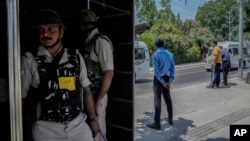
top-left (81, 33), bottom-right (112, 96)
top-left (32, 47), bottom-right (82, 122)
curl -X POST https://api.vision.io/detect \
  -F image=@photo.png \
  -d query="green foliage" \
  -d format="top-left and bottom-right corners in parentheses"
top-left (135, 0), bottom-right (157, 26)
top-left (139, 20), bottom-right (213, 64)
top-left (182, 20), bottom-right (214, 54)
top-left (136, 0), bottom-right (179, 26)
top-left (135, 0), bottom-right (216, 64)
top-left (187, 44), bottom-right (201, 62)
top-left (244, 3), bottom-right (250, 34)
top-left (195, 0), bottom-right (239, 41)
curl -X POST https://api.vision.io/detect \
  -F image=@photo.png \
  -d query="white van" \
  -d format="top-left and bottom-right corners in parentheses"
top-left (204, 41), bottom-right (249, 72)
top-left (134, 41), bottom-right (151, 80)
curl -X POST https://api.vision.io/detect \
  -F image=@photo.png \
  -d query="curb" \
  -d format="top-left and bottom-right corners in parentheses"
top-left (150, 62), bottom-right (205, 72)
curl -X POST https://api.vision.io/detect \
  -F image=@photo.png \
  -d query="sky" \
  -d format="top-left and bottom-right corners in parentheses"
top-left (169, 0), bottom-right (209, 21)
top-left (135, 0), bottom-right (209, 24)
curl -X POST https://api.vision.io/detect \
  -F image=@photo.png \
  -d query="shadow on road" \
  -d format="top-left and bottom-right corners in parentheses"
top-left (228, 82), bottom-right (237, 86)
top-left (135, 79), bottom-right (153, 84)
top-left (205, 82), bottom-right (238, 89)
top-left (201, 137), bottom-right (229, 141)
top-left (135, 111), bottom-right (196, 141)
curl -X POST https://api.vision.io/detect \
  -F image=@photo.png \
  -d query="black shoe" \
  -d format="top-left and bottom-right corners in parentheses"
top-left (167, 118), bottom-right (173, 125)
top-left (215, 85), bottom-right (219, 88)
top-left (206, 85), bottom-right (215, 89)
top-left (147, 122), bottom-right (161, 130)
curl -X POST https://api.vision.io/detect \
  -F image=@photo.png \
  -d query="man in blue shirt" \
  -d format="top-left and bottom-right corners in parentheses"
top-left (220, 46), bottom-right (231, 86)
top-left (147, 37), bottom-right (175, 130)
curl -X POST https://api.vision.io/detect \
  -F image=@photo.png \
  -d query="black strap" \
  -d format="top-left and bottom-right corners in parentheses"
top-left (44, 47), bottom-right (65, 77)
top-left (90, 34), bottom-right (112, 56)
top-left (87, 33), bottom-right (102, 47)
top-left (67, 48), bottom-right (80, 71)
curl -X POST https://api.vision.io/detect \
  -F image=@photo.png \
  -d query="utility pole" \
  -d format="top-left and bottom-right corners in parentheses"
top-left (238, 0), bottom-right (243, 79)
top-left (226, 10), bottom-right (233, 41)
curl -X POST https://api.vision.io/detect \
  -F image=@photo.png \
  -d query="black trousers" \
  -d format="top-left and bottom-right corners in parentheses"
top-left (153, 77), bottom-right (173, 123)
top-left (222, 60), bottom-right (230, 85)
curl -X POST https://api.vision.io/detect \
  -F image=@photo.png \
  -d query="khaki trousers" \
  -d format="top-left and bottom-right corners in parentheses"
top-left (94, 94), bottom-right (108, 141)
top-left (33, 113), bottom-right (93, 141)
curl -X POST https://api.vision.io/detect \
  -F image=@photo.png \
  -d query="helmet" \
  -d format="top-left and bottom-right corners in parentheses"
top-left (154, 37), bottom-right (164, 46)
top-left (80, 9), bottom-right (98, 24)
top-left (34, 9), bottom-right (65, 28)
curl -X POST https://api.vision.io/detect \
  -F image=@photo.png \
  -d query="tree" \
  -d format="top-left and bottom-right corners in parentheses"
top-left (139, 20), bottom-right (187, 64)
top-left (135, 0), bottom-right (157, 26)
top-left (136, 0), bottom-right (180, 27)
top-left (195, 0), bottom-right (239, 41)
top-left (244, 3), bottom-right (250, 41)
top-left (182, 20), bottom-right (214, 57)
top-left (136, 0), bottom-right (215, 64)
top-left (244, 3), bottom-right (250, 33)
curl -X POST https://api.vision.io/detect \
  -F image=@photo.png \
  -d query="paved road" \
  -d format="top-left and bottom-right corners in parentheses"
top-left (135, 67), bottom-right (250, 97)
top-left (134, 67), bottom-right (250, 141)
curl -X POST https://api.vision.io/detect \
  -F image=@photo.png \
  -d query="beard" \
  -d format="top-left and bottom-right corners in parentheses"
top-left (41, 37), bottom-right (61, 49)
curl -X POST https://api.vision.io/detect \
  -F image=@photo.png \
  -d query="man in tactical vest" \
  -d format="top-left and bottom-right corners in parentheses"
top-left (80, 9), bottom-right (114, 141)
top-left (21, 9), bottom-right (99, 141)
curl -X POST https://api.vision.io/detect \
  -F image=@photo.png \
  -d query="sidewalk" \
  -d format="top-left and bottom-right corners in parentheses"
top-left (134, 76), bottom-right (250, 141)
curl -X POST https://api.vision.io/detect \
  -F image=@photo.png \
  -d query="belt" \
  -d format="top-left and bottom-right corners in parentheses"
top-left (39, 107), bottom-right (81, 123)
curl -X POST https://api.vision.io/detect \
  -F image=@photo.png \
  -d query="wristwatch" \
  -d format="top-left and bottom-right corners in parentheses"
top-left (90, 115), bottom-right (98, 122)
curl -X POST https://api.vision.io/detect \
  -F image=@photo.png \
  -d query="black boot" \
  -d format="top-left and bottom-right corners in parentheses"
top-left (167, 118), bottom-right (173, 125)
top-left (147, 122), bottom-right (161, 130)
top-left (168, 114), bottom-right (173, 125)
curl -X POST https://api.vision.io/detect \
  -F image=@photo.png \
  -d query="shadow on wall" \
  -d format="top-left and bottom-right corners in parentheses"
top-left (135, 111), bottom-right (196, 141)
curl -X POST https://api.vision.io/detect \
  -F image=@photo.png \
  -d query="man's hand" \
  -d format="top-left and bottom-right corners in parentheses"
top-left (89, 119), bottom-right (99, 137)
top-left (83, 86), bottom-right (100, 137)
top-left (95, 99), bottom-right (102, 116)
top-left (211, 64), bottom-right (215, 68)
top-left (163, 82), bottom-right (171, 89)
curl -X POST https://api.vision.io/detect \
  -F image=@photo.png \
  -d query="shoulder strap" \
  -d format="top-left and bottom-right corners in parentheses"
top-left (92, 34), bottom-right (112, 56)
top-left (51, 47), bottom-right (64, 66)
top-left (87, 33), bottom-right (113, 56)
top-left (67, 48), bottom-right (81, 71)
top-left (87, 33), bottom-right (102, 47)
top-left (99, 35), bottom-right (112, 45)
top-left (42, 47), bottom-right (64, 76)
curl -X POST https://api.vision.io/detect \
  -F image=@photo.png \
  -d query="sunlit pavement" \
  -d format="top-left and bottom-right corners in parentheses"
top-left (135, 72), bottom-right (250, 141)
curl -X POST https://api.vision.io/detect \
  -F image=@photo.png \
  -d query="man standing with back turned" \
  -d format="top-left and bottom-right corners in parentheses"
top-left (221, 46), bottom-right (231, 86)
top-left (147, 37), bottom-right (175, 130)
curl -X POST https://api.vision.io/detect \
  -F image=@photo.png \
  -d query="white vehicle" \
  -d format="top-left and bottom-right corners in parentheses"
top-left (134, 41), bottom-right (151, 80)
top-left (205, 41), bottom-right (250, 72)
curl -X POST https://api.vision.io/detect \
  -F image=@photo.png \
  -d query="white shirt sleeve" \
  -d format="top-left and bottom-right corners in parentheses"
top-left (94, 37), bottom-right (114, 71)
top-left (21, 52), bottom-right (40, 98)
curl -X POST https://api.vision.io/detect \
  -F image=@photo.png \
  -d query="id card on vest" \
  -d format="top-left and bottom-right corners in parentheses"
top-left (58, 76), bottom-right (76, 91)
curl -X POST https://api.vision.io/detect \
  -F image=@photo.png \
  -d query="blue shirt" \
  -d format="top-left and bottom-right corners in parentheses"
top-left (222, 48), bottom-right (230, 61)
top-left (152, 47), bottom-right (175, 84)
